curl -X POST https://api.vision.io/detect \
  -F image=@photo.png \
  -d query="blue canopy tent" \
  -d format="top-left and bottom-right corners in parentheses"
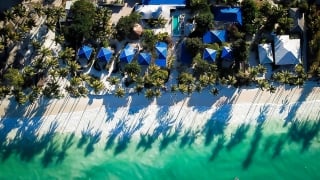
top-left (138, 52), bottom-right (151, 65)
top-left (221, 47), bottom-right (233, 61)
top-left (180, 43), bottom-right (193, 64)
top-left (77, 45), bottom-right (93, 60)
top-left (97, 47), bottom-right (112, 63)
top-left (203, 48), bottom-right (217, 62)
top-left (155, 58), bottom-right (167, 67)
top-left (213, 7), bottom-right (242, 25)
top-left (203, 30), bottom-right (227, 44)
top-left (142, 0), bottom-right (186, 6)
top-left (120, 45), bottom-right (135, 63)
top-left (155, 42), bottom-right (167, 59)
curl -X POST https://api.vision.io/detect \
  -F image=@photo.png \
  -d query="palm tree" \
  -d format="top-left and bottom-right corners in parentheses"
top-left (267, 85), bottom-right (276, 93)
top-left (68, 61), bottom-right (81, 77)
top-left (90, 80), bottom-right (104, 94)
top-left (134, 84), bottom-right (144, 95)
top-left (178, 84), bottom-right (188, 94)
top-left (210, 87), bottom-right (219, 96)
top-left (43, 80), bottom-right (61, 98)
top-left (256, 64), bottom-right (267, 75)
top-left (28, 86), bottom-right (42, 103)
top-left (257, 79), bottom-right (269, 90)
top-left (280, 70), bottom-right (292, 84)
top-left (115, 87), bottom-right (125, 98)
top-left (199, 74), bottom-right (210, 88)
top-left (70, 77), bottom-right (82, 87)
top-left (108, 76), bottom-right (120, 85)
top-left (154, 89), bottom-right (162, 98)
top-left (58, 68), bottom-right (69, 79)
top-left (227, 75), bottom-right (237, 86)
top-left (171, 84), bottom-right (178, 93)
top-left (145, 89), bottom-right (154, 100)
top-left (59, 47), bottom-right (75, 64)
top-left (78, 86), bottom-right (88, 97)
top-left (248, 67), bottom-right (259, 81)
top-left (14, 90), bottom-right (28, 105)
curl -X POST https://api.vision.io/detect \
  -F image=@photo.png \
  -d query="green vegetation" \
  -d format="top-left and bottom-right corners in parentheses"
top-left (115, 12), bottom-right (141, 40)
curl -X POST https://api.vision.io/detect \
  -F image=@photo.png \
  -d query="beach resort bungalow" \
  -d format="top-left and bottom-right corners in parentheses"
top-left (78, 45), bottom-right (93, 60)
top-left (289, 8), bottom-right (305, 34)
top-left (258, 43), bottom-right (273, 64)
top-left (119, 45), bottom-right (136, 64)
top-left (155, 42), bottom-right (167, 68)
top-left (274, 35), bottom-right (301, 65)
top-left (203, 48), bottom-right (217, 63)
top-left (138, 52), bottom-right (152, 66)
top-left (203, 30), bottom-right (227, 44)
top-left (221, 46), bottom-right (234, 68)
top-left (212, 7), bottom-right (242, 25)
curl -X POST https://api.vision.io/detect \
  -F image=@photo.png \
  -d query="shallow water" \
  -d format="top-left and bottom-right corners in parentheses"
top-left (0, 116), bottom-right (319, 179)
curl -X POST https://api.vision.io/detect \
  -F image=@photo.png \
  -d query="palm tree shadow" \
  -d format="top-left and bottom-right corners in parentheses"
top-left (56, 133), bottom-right (75, 164)
top-left (271, 135), bottom-right (286, 159)
top-left (42, 140), bottom-right (59, 168)
top-left (202, 105), bottom-right (232, 146)
top-left (159, 121), bottom-right (183, 151)
top-left (85, 130), bottom-right (102, 157)
top-left (179, 129), bottom-right (198, 148)
top-left (242, 123), bottom-right (263, 169)
top-left (77, 124), bottom-right (94, 149)
top-left (209, 135), bottom-right (226, 161)
top-left (287, 119), bottom-right (320, 152)
top-left (226, 123), bottom-right (250, 151)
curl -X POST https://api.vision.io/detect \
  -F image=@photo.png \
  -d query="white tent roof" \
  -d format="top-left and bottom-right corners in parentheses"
top-left (135, 5), bottom-right (174, 20)
top-left (274, 35), bottom-right (301, 65)
top-left (258, 43), bottom-right (273, 64)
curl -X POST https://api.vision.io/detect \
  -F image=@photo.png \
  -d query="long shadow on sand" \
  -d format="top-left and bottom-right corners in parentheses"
top-left (202, 105), bottom-right (232, 146)
top-left (179, 129), bottom-right (199, 148)
top-left (209, 135), bottom-right (226, 161)
top-left (226, 124), bottom-right (250, 151)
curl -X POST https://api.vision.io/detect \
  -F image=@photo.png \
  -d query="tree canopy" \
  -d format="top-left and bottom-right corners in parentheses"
top-left (115, 12), bottom-right (141, 40)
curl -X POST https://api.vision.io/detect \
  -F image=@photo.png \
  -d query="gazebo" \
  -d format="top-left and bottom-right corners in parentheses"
top-left (203, 48), bottom-right (217, 62)
top-left (138, 52), bottom-right (151, 65)
top-left (120, 45), bottom-right (136, 63)
top-left (77, 45), bottom-right (93, 60)
top-left (97, 47), bottom-right (112, 63)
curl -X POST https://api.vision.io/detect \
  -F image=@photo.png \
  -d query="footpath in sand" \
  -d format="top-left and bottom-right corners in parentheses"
top-left (0, 82), bottom-right (320, 142)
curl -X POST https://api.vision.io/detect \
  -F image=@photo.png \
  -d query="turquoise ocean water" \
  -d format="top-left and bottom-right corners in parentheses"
top-left (0, 114), bottom-right (319, 180)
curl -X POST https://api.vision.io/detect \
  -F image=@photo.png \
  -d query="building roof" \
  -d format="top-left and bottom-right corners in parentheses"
top-left (203, 30), bottom-right (227, 44)
top-left (120, 45), bottom-right (136, 63)
top-left (221, 46), bottom-right (233, 61)
top-left (258, 43), bottom-right (273, 64)
top-left (142, 0), bottom-right (186, 6)
top-left (138, 52), bottom-right (151, 65)
top-left (155, 42), bottom-right (167, 59)
top-left (203, 48), bottom-right (216, 62)
top-left (289, 8), bottom-right (304, 32)
top-left (97, 47), bottom-right (112, 62)
top-left (213, 7), bottom-right (242, 25)
top-left (274, 35), bottom-right (301, 65)
top-left (77, 45), bottom-right (93, 60)
top-left (135, 5), bottom-right (172, 19)
top-left (155, 58), bottom-right (167, 67)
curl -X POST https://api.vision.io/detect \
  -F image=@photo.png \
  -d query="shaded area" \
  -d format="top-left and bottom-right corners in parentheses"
top-left (209, 135), bottom-right (225, 161)
top-left (159, 121), bottom-right (183, 151)
top-left (271, 135), bottom-right (286, 159)
top-left (242, 124), bottom-right (263, 169)
top-left (226, 124), bottom-right (250, 151)
top-left (179, 129), bottom-right (198, 148)
top-left (287, 119), bottom-right (320, 152)
top-left (202, 105), bottom-right (232, 146)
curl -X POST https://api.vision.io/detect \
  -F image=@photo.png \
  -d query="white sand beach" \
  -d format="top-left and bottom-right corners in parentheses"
top-left (1, 82), bottom-right (320, 144)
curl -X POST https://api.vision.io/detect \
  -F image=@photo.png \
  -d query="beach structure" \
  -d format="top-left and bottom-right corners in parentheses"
top-left (155, 42), bottom-right (167, 67)
top-left (138, 52), bottom-right (152, 65)
top-left (203, 30), bottom-right (227, 44)
top-left (258, 44), bottom-right (274, 64)
top-left (212, 7), bottom-right (242, 25)
top-left (274, 35), bottom-right (301, 65)
top-left (120, 45), bottom-right (136, 63)
top-left (97, 47), bottom-right (112, 63)
top-left (289, 8), bottom-right (305, 33)
top-left (221, 46), bottom-right (233, 61)
top-left (78, 45), bottom-right (93, 60)
top-left (203, 48), bottom-right (217, 62)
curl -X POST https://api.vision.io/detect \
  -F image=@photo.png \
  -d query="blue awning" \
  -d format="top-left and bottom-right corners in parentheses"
top-left (155, 58), bottom-right (166, 67)
top-left (77, 45), bottom-right (92, 60)
top-left (203, 30), bottom-right (227, 44)
top-left (213, 7), bottom-right (242, 25)
top-left (155, 42), bottom-right (167, 59)
top-left (221, 46), bottom-right (233, 61)
top-left (120, 45), bottom-right (135, 63)
top-left (203, 48), bottom-right (216, 62)
top-left (138, 52), bottom-right (151, 65)
top-left (97, 47), bottom-right (112, 62)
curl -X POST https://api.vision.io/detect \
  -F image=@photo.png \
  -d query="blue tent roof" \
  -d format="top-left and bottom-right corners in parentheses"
top-left (97, 47), bottom-right (112, 62)
top-left (120, 45), bottom-right (135, 63)
top-left (203, 30), bottom-right (227, 44)
top-left (180, 43), bottom-right (193, 64)
top-left (213, 7), bottom-right (242, 25)
top-left (155, 58), bottom-right (167, 67)
top-left (203, 48), bottom-right (217, 62)
top-left (138, 52), bottom-right (151, 65)
top-left (77, 45), bottom-right (92, 60)
top-left (221, 46), bottom-right (233, 61)
top-left (142, 0), bottom-right (186, 6)
top-left (155, 42), bottom-right (167, 59)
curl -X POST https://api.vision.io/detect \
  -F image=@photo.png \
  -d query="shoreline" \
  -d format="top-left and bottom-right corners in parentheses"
top-left (0, 82), bottom-right (319, 141)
